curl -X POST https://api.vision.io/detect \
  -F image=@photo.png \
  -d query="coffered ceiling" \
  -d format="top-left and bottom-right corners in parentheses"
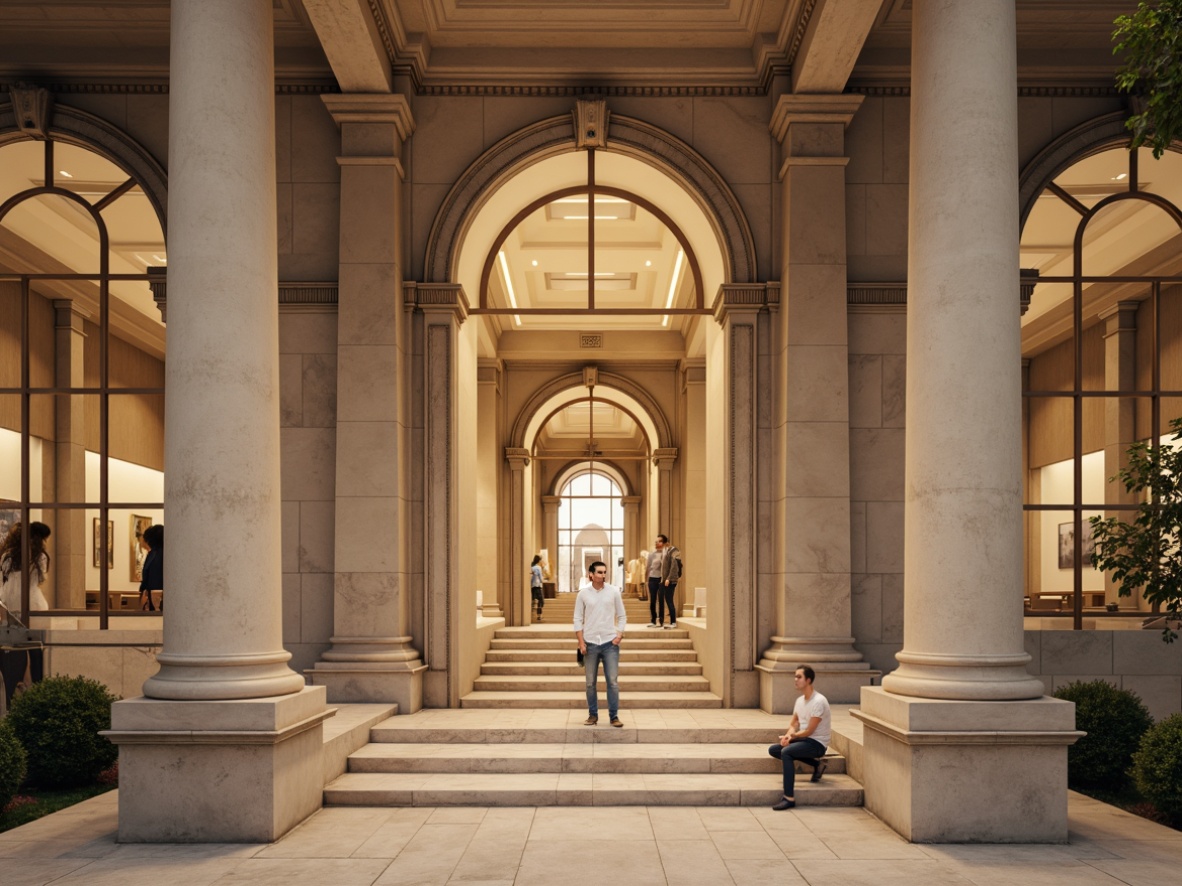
top-left (0, 1), bottom-right (1136, 91)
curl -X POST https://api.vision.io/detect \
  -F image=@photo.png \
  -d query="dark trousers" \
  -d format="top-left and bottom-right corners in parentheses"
top-left (647, 577), bottom-right (662, 623)
top-left (768, 738), bottom-right (825, 797)
top-left (659, 582), bottom-right (677, 625)
top-left (531, 586), bottom-right (544, 614)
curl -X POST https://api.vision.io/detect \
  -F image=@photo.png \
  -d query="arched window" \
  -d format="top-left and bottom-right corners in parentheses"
top-left (557, 465), bottom-right (625, 593)
top-left (1021, 143), bottom-right (1182, 625)
top-left (0, 133), bottom-right (165, 626)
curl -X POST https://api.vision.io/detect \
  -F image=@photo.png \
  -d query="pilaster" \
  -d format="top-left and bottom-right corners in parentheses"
top-left (308, 91), bottom-right (426, 710)
top-left (758, 94), bottom-right (876, 709)
top-left (52, 298), bottom-right (87, 609)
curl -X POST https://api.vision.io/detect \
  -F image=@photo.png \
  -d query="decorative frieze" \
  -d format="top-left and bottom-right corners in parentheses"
top-left (146, 277), bottom-right (339, 319)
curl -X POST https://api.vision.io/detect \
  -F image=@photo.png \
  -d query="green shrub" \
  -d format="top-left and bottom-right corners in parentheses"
top-left (1053, 680), bottom-right (1154, 790)
top-left (0, 719), bottom-right (27, 809)
top-left (1133, 713), bottom-right (1182, 822)
top-left (6, 676), bottom-right (119, 789)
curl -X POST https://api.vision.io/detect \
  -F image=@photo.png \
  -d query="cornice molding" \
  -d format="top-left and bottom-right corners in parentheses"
top-left (149, 280), bottom-right (340, 319)
top-left (0, 81), bottom-right (339, 95)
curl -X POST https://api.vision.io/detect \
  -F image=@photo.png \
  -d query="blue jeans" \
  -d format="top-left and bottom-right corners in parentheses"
top-left (584, 640), bottom-right (620, 719)
top-left (768, 738), bottom-right (825, 797)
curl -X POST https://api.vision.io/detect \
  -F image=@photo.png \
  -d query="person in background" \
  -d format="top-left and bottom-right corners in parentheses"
top-left (0, 521), bottom-right (51, 622)
top-left (139, 523), bottom-right (164, 612)
top-left (530, 553), bottom-right (545, 622)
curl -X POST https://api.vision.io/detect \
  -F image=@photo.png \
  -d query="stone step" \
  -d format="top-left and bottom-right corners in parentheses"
top-left (484, 649), bottom-right (700, 662)
top-left (458, 691), bottom-right (723, 708)
top-left (347, 742), bottom-right (846, 776)
top-left (480, 662), bottom-right (703, 676)
top-left (323, 771), bottom-right (862, 807)
top-left (489, 638), bottom-right (692, 650)
top-left (472, 674), bottom-right (710, 693)
top-left (494, 627), bottom-right (690, 640)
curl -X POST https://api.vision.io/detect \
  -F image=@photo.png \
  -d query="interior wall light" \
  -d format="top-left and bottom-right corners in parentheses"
top-left (498, 250), bottom-right (522, 327)
top-left (662, 249), bottom-right (685, 327)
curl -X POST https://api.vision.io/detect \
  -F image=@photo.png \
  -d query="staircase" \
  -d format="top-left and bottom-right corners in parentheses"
top-left (464, 593), bottom-right (720, 708)
top-left (323, 709), bottom-right (864, 807)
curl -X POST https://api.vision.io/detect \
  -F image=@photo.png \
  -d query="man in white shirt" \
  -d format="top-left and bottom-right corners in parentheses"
top-left (767, 664), bottom-right (831, 810)
top-left (574, 560), bottom-right (627, 727)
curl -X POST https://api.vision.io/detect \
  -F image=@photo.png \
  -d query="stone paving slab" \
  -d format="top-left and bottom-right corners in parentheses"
top-left (4, 790), bottom-right (1178, 886)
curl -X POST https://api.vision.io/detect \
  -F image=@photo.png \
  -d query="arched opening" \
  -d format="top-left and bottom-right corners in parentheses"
top-left (441, 109), bottom-right (744, 638)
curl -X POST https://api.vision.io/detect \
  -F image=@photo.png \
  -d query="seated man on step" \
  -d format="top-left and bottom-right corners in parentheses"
top-left (767, 664), bottom-right (830, 810)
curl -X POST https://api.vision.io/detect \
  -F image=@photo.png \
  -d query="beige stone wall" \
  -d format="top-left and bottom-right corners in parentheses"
top-left (848, 306), bottom-right (906, 676)
top-left (845, 96), bottom-right (909, 283)
top-left (1025, 628), bottom-right (1182, 720)
top-left (279, 309), bottom-right (338, 674)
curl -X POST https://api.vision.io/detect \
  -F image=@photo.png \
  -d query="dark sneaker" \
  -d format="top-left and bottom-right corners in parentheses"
top-left (811, 758), bottom-right (828, 782)
top-left (611, 718), bottom-right (623, 728)
top-left (772, 796), bottom-right (795, 811)
top-left (584, 716), bottom-right (598, 726)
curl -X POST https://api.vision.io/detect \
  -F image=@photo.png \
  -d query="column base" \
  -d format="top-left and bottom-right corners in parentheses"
top-left (307, 661), bottom-right (426, 712)
top-left (104, 687), bottom-right (330, 842)
top-left (757, 663), bottom-right (878, 709)
top-left (853, 686), bottom-right (1082, 843)
top-left (757, 635), bottom-right (880, 707)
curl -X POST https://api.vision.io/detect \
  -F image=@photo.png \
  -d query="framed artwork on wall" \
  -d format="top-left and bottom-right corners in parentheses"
top-left (131, 514), bottom-right (152, 581)
top-left (93, 518), bottom-right (114, 568)
top-left (0, 500), bottom-right (18, 540)
top-left (1057, 520), bottom-right (1095, 570)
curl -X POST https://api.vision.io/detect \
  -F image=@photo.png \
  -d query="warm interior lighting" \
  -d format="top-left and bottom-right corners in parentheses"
top-left (661, 249), bottom-right (684, 327)
top-left (498, 250), bottom-right (522, 326)
top-left (58, 169), bottom-right (72, 178)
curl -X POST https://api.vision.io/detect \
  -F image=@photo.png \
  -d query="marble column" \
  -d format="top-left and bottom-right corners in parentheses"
top-left (307, 93), bottom-right (427, 712)
top-left (506, 447), bottom-right (530, 624)
top-left (858, 0), bottom-right (1078, 843)
top-left (541, 494), bottom-right (560, 598)
top-left (108, 0), bottom-right (328, 843)
top-left (706, 286), bottom-right (767, 707)
top-left (476, 361), bottom-right (504, 618)
top-left (757, 96), bottom-right (876, 709)
top-left (1101, 301), bottom-right (1140, 608)
top-left (52, 299), bottom-right (86, 609)
top-left (621, 495), bottom-right (640, 597)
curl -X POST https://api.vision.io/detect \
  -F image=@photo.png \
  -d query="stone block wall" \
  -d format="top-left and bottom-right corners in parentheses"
top-left (848, 306), bottom-right (906, 677)
top-left (279, 310), bottom-right (338, 675)
top-left (1025, 628), bottom-right (1182, 720)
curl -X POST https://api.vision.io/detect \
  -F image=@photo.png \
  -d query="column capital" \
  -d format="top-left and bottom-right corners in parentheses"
top-left (770, 94), bottom-right (864, 143)
top-left (404, 282), bottom-right (469, 323)
top-left (712, 283), bottom-right (768, 324)
top-left (1098, 299), bottom-right (1141, 330)
top-left (322, 93), bottom-right (415, 140)
top-left (505, 447), bottom-right (531, 470)
top-left (621, 495), bottom-right (642, 506)
top-left (652, 447), bottom-right (678, 470)
top-left (51, 297), bottom-right (89, 330)
top-left (541, 494), bottom-right (561, 506)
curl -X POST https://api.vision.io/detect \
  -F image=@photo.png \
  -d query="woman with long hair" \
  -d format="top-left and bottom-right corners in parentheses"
top-left (138, 523), bottom-right (164, 611)
top-left (0, 520), bottom-right (52, 622)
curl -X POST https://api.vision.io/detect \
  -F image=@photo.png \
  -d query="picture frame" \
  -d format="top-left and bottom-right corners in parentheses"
top-left (0, 500), bottom-right (18, 541)
top-left (1057, 520), bottom-right (1095, 570)
top-left (93, 517), bottom-right (114, 568)
top-left (131, 514), bottom-right (153, 582)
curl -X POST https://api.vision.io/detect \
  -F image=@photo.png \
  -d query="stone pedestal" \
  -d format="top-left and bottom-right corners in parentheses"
top-left (106, 687), bottom-right (331, 842)
top-left (854, 687), bottom-right (1081, 842)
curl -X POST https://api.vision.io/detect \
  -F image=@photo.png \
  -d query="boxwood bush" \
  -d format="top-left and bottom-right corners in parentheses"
top-left (6, 676), bottom-right (119, 789)
top-left (1133, 713), bottom-right (1182, 823)
top-left (0, 719), bottom-right (27, 810)
top-left (1053, 679), bottom-right (1153, 790)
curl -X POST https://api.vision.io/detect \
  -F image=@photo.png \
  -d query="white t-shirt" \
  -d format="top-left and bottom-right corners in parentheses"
top-left (793, 689), bottom-right (831, 749)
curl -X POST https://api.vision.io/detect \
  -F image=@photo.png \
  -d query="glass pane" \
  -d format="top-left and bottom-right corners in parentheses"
top-left (108, 393), bottom-right (164, 503)
top-left (0, 395), bottom-right (22, 503)
top-left (2, 193), bottom-right (101, 275)
top-left (0, 284), bottom-right (20, 389)
top-left (109, 314), bottom-right (166, 390)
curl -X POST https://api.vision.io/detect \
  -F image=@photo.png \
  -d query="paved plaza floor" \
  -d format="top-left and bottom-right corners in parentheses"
top-left (2, 788), bottom-right (1180, 885)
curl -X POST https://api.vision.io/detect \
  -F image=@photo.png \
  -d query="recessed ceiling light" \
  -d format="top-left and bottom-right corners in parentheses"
top-left (58, 170), bottom-right (72, 178)
top-left (1112, 172), bottom-right (1128, 181)
top-left (531, 260), bottom-right (538, 266)
top-left (645, 260), bottom-right (652, 267)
